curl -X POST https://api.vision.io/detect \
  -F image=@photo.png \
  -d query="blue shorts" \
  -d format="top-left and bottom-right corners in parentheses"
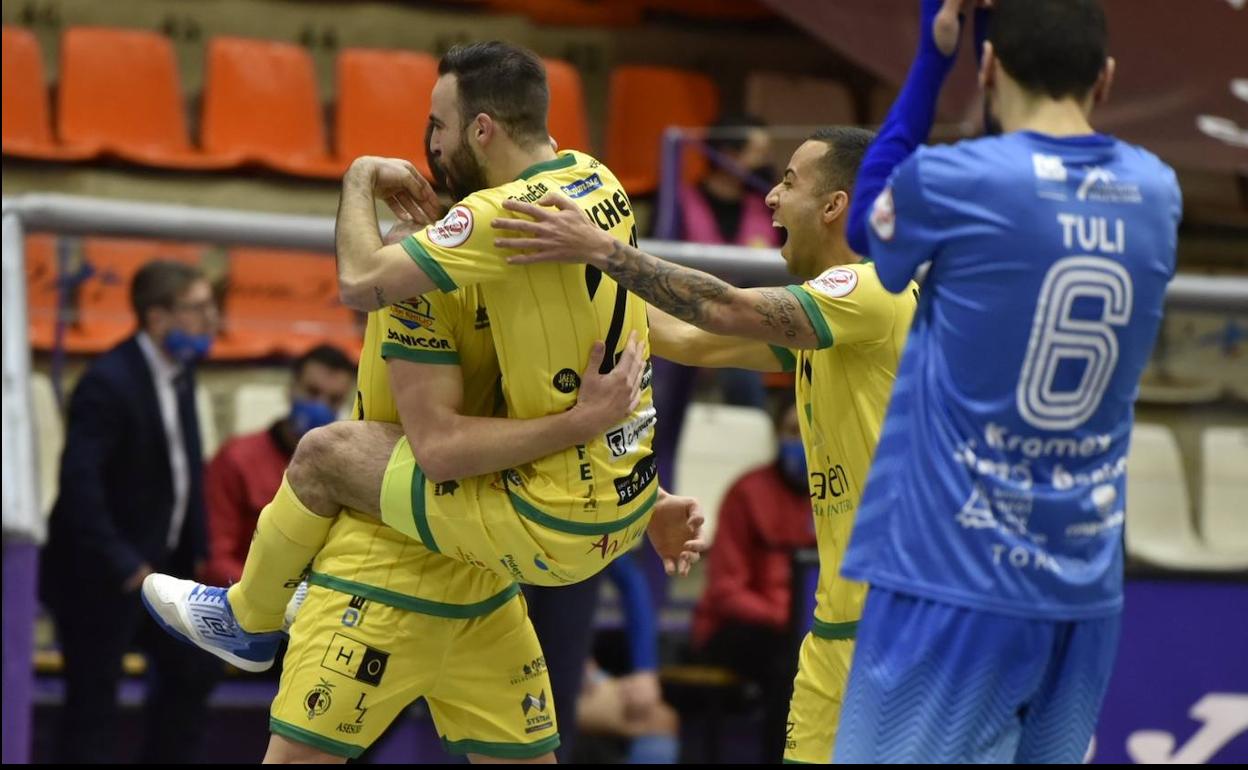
top-left (834, 587), bottom-right (1121, 764)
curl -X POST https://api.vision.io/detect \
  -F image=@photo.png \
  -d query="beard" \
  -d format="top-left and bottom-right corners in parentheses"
top-left (442, 134), bottom-right (490, 201)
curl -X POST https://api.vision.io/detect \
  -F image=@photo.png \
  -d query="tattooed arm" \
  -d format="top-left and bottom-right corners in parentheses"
top-left (493, 193), bottom-right (822, 349)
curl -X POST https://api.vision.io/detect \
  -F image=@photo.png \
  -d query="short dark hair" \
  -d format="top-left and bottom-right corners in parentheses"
top-left (293, 344), bottom-right (356, 378)
top-left (990, 0), bottom-right (1107, 100)
top-left (438, 41), bottom-right (549, 147)
top-left (130, 260), bottom-right (204, 328)
top-left (806, 126), bottom-right (876, 196)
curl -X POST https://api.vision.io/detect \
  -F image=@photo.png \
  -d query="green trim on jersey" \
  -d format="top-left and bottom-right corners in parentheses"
top-left (811, 618), bottom-right (859, 640)
top-left (517, 153), bottom-right (577, 180)
top-left (269, 718), bottom-right (363, 758)
top-left (380, 343), bottom-right (460, 365)
top-left (401, 237), bottom-right (457, 291)
top-left (769, 345), bottom-right (798, 372)
top-left (307, 572), bottom-right (521, 618)
top-left (442, 733), bottom-right (561, 759)
top-left (508, 486), bottom-right (658, 536)
top-left (410, 464), bottom-right (440, 553)
top-left (784, 285), bottom-right (834, 349)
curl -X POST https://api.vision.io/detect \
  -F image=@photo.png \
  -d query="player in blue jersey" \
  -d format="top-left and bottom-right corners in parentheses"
top-left (836, 0), bottom-right (1182, 763)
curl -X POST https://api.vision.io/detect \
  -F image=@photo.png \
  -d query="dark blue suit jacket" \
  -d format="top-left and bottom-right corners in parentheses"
top-left (41, 335), bottom-right (207, 598)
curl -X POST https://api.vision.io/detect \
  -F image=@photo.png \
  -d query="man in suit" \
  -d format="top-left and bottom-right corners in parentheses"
top-left (40, 259), bottom-right (222, 763)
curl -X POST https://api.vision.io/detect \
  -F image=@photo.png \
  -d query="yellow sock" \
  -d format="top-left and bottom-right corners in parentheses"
top-left (227, 475), bottom-right (335, 632)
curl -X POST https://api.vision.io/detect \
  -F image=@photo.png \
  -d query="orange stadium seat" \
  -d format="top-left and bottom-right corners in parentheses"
top-left (1, 26), bottom-right (97, 161)
top-left (606, 65), bottom-right (719, 196)
top-left (335, 48), bottom-right (438, 178)
top-left (66, 238), bottom-right (205, 354)
top-left (25, 235), bottom-right (59, 350)
top-left (58, 27), bottom-right (242, 170)
top-left (201, 37), bottom-right (346, 180)
top-left (222, 248), bottom-right (361, 360)
top-left (544, 58), bottom-right (591, 154)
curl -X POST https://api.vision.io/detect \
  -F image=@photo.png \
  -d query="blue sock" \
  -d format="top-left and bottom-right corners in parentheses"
top-left (627, 733), bottom-right (679, 764)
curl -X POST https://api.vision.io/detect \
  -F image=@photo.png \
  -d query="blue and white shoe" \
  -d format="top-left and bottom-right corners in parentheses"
top-left (141, 574), bottom-right (282, 673)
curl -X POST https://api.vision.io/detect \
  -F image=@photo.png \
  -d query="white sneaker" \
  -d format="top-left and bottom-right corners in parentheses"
top-left (283, 580), bottom-right (309, 634)
top-left (141, 574), bottom-right (281, 673)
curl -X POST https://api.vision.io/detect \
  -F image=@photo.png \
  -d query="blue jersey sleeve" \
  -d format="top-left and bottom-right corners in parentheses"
top-left (607, 555), bottom-right (659, 672)
top-left (868, 152), bottom-right (946, 292)
top-left (846, 0), bottom-right (959, 257)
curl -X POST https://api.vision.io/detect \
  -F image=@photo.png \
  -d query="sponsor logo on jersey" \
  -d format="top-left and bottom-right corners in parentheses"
top-left (561, 173), bottom-right (604, 199)
top-left (1032, 153), bottom-right (1068, 182)
top-left (521, 690), bottom-right (554, 734)
top-left (810, 267), bottom-right (859, 298)
top-left (386, 327), bottom-right (452, 350)
top-left (604, 406), bottom-right (656, 459)
top-left (510, 656), bottom-right (548, 685)
top-left (426, 205), bottom-right (473, 248)
top-left (474, 305), bottom-right (490, 330)
top-left (1075, 167), bottom-right (1142, 204)
top-left (390, 298), bottom-right (435, 331)
top-left (341, 594), bottom-right (368, 628)
top-left (508, 182), bottom-right (550, 204)
top-left (614, 454), bottom-right (657, 505)
top-left (337, 693), bottom-right (369, 734)
top-left (552, 368), bottom-right (581, 393)
top-left (321, 633), bottom-right (389, 687)
top-left (304, 679), bottom-right (334, 719)
top-left (870, 187), bottom-right (895, 241)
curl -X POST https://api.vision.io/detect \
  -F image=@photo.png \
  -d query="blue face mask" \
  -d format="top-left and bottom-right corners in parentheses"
top-left (162, 329), bottom-right (213, 364)
top-left (289, 398), bottom-right (338, 438)
top-left (778, 438), bottom-right (807, 489)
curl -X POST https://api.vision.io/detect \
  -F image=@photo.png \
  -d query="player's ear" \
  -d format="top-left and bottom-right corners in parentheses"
top-left (1092, 57), bottom-right (1116, 107)
top-left (474, 113), bottom-right (494, 146)
top-left (978, 41), bottom-right (995, 91)
top-left (824, 190), bottom-right (849, 223)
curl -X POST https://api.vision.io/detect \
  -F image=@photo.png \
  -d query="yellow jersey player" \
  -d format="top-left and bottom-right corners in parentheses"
top-left (142, 45), bottom-right (706, 718)
top-left (496, 126), bottom-right (914, 763)
top-left (329, 42), bottom-right (660, 587)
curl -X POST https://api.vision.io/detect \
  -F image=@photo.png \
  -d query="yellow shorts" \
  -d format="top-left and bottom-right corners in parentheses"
top-left (270, 584), bottom-right (559, 760)
top-left (380, 437), bottom-right (654, 587)
top-left (783, 632), bottom-right (856, 764)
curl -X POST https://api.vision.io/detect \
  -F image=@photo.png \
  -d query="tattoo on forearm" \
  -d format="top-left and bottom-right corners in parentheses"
top-left (602, 243), bottom-right (807, 341)
top-left (603, 242), bottom-right (731, 324)
top-left (753, 288), bottom-right (802, 340)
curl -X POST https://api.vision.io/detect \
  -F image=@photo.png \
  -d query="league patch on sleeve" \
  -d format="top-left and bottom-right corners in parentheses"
top-left (425, 205), bottom-right (474, 248)
top-left (810, 266), bottom-right (859, 298)
top-left (870, 186), bottom-right (896, 242)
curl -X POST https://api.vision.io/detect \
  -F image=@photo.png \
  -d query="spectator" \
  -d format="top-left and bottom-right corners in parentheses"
top-left (199, 345), bottom-right (356, 587)
top-left (680, 113), bottom-right (781, 250)
top-left (690, 400), bottom-right (815, 763)
top-left (40, 260), bottom-right (222, 763)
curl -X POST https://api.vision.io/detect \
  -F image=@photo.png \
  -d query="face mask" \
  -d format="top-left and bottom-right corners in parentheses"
top-left (778, 438), bottom-right (807, 489)
top-left (289, 398), bottom-right (338, 438)
top-left (163, 329), bottom-right (213, 364)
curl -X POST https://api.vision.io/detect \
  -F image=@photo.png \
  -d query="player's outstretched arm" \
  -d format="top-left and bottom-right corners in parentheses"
top-left (648, 306), bottom-right (786, 371)
top-left (336, 156), bottom-right (443, 311)
top-left (388, 332), bottom-right (646, 484)
top-left (845, 0), bottom-right (978, 257)
top-left (494, 194), bottom-right (822, 349)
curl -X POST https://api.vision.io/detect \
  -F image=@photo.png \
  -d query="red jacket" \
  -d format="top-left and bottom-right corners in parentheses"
top-left (692, 464), bottom-right (816, 649)
top-left (199, 424), bottom-right (292, 586)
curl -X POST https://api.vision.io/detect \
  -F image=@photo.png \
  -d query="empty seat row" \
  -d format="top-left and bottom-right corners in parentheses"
top-left (3, 25), bottom-right (719, 193)
top-left (25, 235), bottom-right (361, 360)
top-left (1125, 423), bottom-right (1248, 571)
